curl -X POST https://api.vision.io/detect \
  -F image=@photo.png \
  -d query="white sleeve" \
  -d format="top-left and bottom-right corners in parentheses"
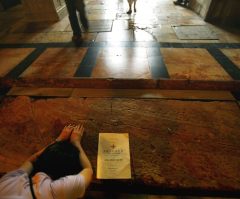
top-left (50, 174), bottom-right (85, 199)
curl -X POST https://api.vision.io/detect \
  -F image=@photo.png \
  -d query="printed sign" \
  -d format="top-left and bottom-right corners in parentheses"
top-left (97, 133), bottom-right (131, 179)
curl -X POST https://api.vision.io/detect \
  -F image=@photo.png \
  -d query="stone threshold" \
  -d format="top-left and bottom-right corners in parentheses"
top-left (6, 87), bottom-right (236, 101)
top-left (1, 78), bottom-right (240, 91)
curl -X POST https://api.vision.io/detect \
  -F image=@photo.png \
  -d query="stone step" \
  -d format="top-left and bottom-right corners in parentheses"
top-left (1, 77), bottom-right (240, 91)
top-left (6, 87), bottom-right (236, 101)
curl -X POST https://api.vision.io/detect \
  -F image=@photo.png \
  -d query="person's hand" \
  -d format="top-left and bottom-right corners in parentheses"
top-left (56, 124), bottom-right (74, 142)
top-left (70, 124), bottom-right (84, 146)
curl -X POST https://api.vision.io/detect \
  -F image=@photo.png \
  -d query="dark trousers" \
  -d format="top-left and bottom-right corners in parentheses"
top-left (65, 0), bottom-right (88, 36)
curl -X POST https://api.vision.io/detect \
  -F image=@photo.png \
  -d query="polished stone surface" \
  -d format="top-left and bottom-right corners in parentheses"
top-left (65, 20), bottom-right (113, 33)
top-left (0, 48), bottom-right (35, 77)
top-left (221, 49), bottom-right (240, 69)
top-left (95, 30), bottom-right (134, 42)
top-left (0, 0), bottom-right (240, 43)
top-left (161, 48), bottom-right (232, 80)
top-left (173, 25), bottom-right (218, 40)
top-left (21, 48), bottom-right (87, 78)
top-left (92, 47), bottom-right (151, 78)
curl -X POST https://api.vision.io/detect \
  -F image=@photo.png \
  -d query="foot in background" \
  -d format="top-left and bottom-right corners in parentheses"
top-left (127, 10), bottom-right (132, 14)
top-left (173, 0), bottom-right (182, 5)
top-left (72, 35), bottom-right (83, 45)
top-left (173, 0), bottom-right (189, 6)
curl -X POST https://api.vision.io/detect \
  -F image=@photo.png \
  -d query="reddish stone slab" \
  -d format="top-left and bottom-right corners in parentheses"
top-left (0, 96), bottom-right (240, 194)
top-left (1, 77), bottom-right (240, 91)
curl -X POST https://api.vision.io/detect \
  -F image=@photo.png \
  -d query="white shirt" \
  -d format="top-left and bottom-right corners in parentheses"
top-left (0, 169), bottom-right (85, 199)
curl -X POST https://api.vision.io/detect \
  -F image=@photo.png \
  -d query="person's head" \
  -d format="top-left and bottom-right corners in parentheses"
top-left (32, 141), bottom-right (82, 180)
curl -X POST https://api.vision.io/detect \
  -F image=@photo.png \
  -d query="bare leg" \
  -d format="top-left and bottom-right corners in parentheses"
top-left (127, 0), bottom-right (133, 14)
top-left (133, 0), bottom-right (137, 12)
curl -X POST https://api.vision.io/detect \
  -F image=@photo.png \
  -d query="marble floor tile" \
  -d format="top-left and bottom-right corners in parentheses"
top-left (0, 48), bottom-right (35, 77)
top-left (0, 0), bottom-right (239, 44)
top-left (116, 13), bottom-right (135, 20)
top-left (161, 48), bottom-right (232, 80)
top-left (0, 5), bottom-right (24, 34)
top-left (87, 12), bottom-right (117, 20)
top-left (0, 0), bottom-right (239, 82)
top-left (185, 39), bottom-right (220, 44)
top-left (129, 20), bottom-right (156, 31)
top-left (151, 25), bottom-right (179, 42)
top-left (0, 32), bottom-right (96, 43)
top-left (0, 21), bottom-right (14, 35)
top-left (92, 57), bottom-right (151, 79)
top-left (86, 0), bottom-right (119, 8)
top-left (21, 62), bottom-right (80, 78)
top-left (3, 11), bottom-right (73, 37)
top-left (98, 47), bottom-right (147, 58)
top-left (134, 29), bottom-right (156, 42)
top-left (209, 24), bottom-right (240, 43)
top-left (0, 32), bottom-right (70, 43)
top-left (112, 20), bottom-right (130, 31)
top-left (173, 25), bottom-right (218, 40)
top-left (46, 16), bottom-right (70, 32)
top-left (10, 21), bottom-right (56, 33)
top-left (21, 48), bottom-right (87, 78)
top-left (92, 47), bottom-right (150, 78)
top-left (221, 49), bottom-right (240, 69)
top-left (66, 20), bottom-right (113, 33)
top-left (96, 30), bottom-right (134, 42)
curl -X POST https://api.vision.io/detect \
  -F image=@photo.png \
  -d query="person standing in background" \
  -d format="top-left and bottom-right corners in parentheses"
top-left (65, 0), bottom-right (89, 43)
top-left (127, 0), bottom-right (137, 14)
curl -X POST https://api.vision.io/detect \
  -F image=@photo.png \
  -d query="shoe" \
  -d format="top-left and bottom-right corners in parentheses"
top-left (127, 10), bottom-right (132, 14)
top-left (72, 35), bottom-right (83, 44)
top-left (173, 1), bottom-right (181, 5)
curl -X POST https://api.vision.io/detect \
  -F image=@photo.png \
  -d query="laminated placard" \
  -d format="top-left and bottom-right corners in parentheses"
top-left (97, 133), bottom-right (131, 179)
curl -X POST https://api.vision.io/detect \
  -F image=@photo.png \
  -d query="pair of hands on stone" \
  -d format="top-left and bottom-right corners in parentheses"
top-left (27, 125), bottom-right (83, 164)
top-left (56, 124), bottom-right (84, 146)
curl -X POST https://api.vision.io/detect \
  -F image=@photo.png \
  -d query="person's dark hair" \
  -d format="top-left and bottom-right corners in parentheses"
top-left (32, 141), bottom-right (82, 180)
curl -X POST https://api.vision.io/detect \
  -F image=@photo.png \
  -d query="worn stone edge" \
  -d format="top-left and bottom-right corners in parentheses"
top-left (1, 78), bottom-right (240, 91)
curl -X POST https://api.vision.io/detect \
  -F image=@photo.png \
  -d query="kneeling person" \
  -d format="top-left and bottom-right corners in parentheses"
top-left (0, 124), bottom-right (93, 199)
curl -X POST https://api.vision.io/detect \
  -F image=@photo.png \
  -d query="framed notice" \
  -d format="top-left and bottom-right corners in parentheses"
top-left (97, 133), bottom-right (131, 179)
